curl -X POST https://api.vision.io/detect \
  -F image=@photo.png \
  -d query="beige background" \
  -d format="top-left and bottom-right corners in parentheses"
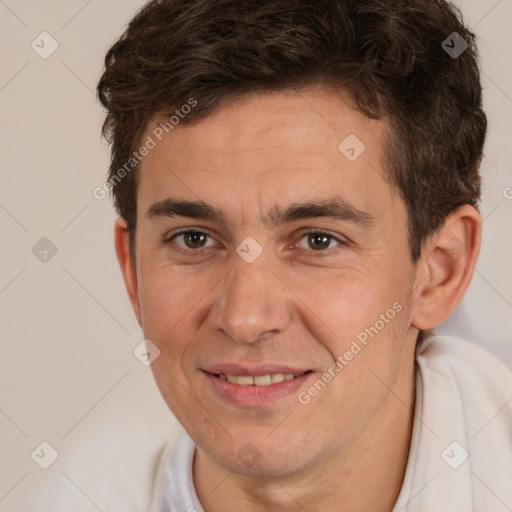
top-left (1, 0), bottom-right (511, 510)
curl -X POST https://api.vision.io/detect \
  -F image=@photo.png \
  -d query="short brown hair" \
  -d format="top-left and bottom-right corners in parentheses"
top-left (97, 0), bottom-right (486, 262)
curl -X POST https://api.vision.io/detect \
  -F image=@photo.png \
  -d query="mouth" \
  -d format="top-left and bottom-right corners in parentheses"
top-left (210, 371), bottom-right (312, 386)
top-left (202, 367), bottom-right (314, 406)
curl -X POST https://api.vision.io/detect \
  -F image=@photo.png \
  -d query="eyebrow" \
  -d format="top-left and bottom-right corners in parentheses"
top-left (146, 197), bottom-right (375, 228)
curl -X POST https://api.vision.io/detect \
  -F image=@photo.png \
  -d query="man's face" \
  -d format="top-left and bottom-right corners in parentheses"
top-left (131, 87), bottom-right (419, 476)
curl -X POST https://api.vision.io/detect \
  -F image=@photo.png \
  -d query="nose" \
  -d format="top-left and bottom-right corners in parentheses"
top-left (209, 256), bottom-right (292, 345)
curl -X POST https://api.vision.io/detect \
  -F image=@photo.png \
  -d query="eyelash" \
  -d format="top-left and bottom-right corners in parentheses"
top-left (163, 228), bottom-right (348, 256)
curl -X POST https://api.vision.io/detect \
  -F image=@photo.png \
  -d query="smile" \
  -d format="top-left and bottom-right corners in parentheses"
top-left (203, 369), bottom-right (314, 406)
top-left (216, 371), bottom-right (309, 386)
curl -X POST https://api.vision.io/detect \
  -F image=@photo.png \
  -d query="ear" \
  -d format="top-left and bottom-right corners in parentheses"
top-left (114, 217), bottom-right (142, 327)
top-left (411, 205), bottom-right (481, 330)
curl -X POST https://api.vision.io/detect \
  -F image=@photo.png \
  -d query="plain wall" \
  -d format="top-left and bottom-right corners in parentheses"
top-left (1, 0), bottom-right (511, 509)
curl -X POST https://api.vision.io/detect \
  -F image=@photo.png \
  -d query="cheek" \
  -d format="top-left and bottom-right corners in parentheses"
top-left (298, 280), bottom-right (411, 447)
top-left (138, 263), bottom-right (213, 339)
top-left (139, 265), bottom-right (212, 426)
top-left (298, 270), bottom-right (402, 347)
top-left (137, 262), bottom-right (230, 402)
top-left (299, 270), bottom-right (411, 393)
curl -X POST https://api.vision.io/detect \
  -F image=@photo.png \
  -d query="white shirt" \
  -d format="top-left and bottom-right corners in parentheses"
top-left (153, 335), bottom-right (512, 512)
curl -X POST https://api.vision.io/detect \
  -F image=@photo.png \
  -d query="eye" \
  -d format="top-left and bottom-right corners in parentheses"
top-left (296, 231), bottom-right (345, 252)
top-left (168, 230), bottom-right (216, 250)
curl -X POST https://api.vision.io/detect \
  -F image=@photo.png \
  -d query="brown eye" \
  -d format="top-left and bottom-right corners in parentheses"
top-left (172, 231), bottom-right (215, 250)
top-left (309, 233), bottom-right (331, 250)
top-left (296, 231), bottom-right (343, 252)
top-left (184, 232), bottom-right (207, 248)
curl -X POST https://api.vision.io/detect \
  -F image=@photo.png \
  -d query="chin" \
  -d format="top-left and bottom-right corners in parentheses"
top-left (208, 432), bottom-right (312, 478)
top-left (220, 453), bottom-right (304, 478)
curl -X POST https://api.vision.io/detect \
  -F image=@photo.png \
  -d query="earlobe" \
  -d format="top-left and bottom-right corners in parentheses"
top-left (411, 205), bottom-right (481, 330)
top-left (114, 217), bottom-right (142, 327)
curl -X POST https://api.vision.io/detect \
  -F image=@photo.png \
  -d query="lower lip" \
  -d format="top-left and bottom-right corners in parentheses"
top-left (203, 371), bottom-right (313, 406)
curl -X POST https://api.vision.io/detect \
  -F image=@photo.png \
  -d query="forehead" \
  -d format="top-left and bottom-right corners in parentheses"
top-left (136, 87), bottom-right (402, 228)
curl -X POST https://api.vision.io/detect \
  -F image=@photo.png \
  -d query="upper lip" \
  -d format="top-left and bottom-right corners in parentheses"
top-left (203, 364), bottom-right (312, 376)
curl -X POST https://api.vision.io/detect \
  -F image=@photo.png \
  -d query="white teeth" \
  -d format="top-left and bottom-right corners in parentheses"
top-left (253, 374), bottom-right (272, 386)
top-left (220, 372), bottom-right (306, 386)
top-left (237, 375), bottom-right (254, 386)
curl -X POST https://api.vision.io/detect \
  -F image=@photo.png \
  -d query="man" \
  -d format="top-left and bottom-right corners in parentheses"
top-left (97, 0), bottom-right (512, 510)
